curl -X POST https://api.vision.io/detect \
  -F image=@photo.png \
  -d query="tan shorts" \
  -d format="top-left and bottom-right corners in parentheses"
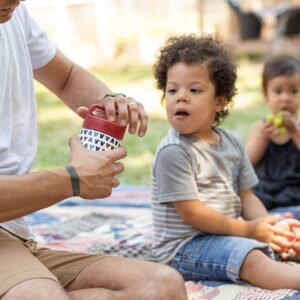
top-left (0, 228), bottom-right (107, 297)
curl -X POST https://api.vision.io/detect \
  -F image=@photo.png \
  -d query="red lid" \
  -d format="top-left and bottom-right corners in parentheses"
top-left (82, 104), bottom-right (126, 140)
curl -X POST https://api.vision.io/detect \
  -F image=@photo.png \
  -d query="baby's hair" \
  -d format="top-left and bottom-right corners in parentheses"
top-left (153, 34), bottom-right (237, 126)
top-left (262, 55), bottom-right (300, 94)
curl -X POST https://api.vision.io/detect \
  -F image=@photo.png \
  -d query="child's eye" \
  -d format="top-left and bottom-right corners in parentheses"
top-left (274, 89), bottom-right (282, 95)
top-left (167, 88), bottom-right (177, 94)
top-left (190, 88), bottom-right (201, 93)
top-left (291, 88), bottom-right (298, 94)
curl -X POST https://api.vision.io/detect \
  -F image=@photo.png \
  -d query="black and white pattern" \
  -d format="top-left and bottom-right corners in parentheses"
top-left (79, 128), bottom-right (120, 151)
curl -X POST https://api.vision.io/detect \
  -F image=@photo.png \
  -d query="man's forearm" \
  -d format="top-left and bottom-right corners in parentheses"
top-left (0, 167), bottom-right (72, 222)
top-left (34, 50), bottom-right (112, 112)
top-left (57, 63), bottom-right (111, 111)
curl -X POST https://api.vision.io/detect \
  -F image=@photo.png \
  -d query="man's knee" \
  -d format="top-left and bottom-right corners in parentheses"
top-left (152, 264), bottom-right (188, 300)
top-left (2, 278), bottom-right (69, 300)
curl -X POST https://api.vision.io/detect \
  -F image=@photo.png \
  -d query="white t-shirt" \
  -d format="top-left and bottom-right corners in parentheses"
top-left (0, 3), bottom-right (56, 240)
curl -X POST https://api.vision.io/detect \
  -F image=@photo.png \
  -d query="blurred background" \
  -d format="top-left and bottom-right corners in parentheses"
top-left (26, 0), bottom-right (300, 186)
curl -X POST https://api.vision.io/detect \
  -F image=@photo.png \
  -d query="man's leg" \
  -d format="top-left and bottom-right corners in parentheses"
top-left (0, 229), bottom-right (64, 300)
top-left (2, 279), bottom-right (69, 300)
top-left (66, 256), bottom-right (188, 300)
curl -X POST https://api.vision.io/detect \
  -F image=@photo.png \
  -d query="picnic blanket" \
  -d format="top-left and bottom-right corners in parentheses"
top-left (26, 184), bottom-right (300, 300)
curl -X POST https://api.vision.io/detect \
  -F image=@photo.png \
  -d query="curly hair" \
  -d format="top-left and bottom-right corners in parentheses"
top-left (262, 55), bottom-right (300, 94)
top-left (153, 34), bottom-right (237, 126)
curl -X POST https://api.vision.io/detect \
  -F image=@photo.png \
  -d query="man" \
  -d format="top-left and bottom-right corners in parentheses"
top-left (0, 1), bottom-right (188, 299)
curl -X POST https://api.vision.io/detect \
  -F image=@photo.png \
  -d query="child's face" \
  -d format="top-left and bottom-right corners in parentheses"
top-left (165, 62), bottom-right (224, 137)
top-left (265, 74), bottom-right (300, 116)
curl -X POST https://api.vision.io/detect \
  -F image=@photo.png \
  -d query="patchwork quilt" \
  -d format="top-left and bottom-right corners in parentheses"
top-left (26, 184), bottom-right (300, 300)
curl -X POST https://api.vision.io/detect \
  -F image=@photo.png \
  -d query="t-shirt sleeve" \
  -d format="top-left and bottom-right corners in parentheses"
top-left (236, 135), bottom-right (259, 192)
top-left (22, 4), bottom-right (56, 69)
top-left (153, 144), bottom-right (199, 203)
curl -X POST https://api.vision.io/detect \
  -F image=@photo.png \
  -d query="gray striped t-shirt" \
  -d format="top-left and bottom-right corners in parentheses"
top-left (151, 128), bottom-right (258, 263)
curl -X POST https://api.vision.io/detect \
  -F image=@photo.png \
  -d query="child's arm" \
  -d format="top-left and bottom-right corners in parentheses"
top-left (240, 188), bottom-right (300, 256)
top-left (240, 188), bottom-right (268, 220)
top-left (245, 121), bottom-right (276, 166)
top-left (282, 112), bottom-right (300, 150)
top-left (173, 199), bottom-right (294, 252)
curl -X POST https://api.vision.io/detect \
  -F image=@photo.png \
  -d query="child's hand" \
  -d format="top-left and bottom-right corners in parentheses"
top-left (261, 119), bottom-right (281, 139)
top-left (281, 212), bottom-right (296, 219)
top-left (281, 110), bottom-right (299, 135)
top-left (265, 112), bottom-right (289, 136)
top-left (290, 238), bottom-right (300, 260)
top-left (248, 215), bottom-right (296, 252)
top-left (274, 219), bottom-right (300, 259)
top-left (274, 218), bottom-right (300, 259)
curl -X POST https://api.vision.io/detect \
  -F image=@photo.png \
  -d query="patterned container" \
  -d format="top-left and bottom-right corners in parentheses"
top-left (79, 104), bottom-right (126, 151)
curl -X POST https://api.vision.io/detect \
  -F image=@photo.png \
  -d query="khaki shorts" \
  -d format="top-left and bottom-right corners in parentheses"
top-left (0, 228), bottom-right (107, 297)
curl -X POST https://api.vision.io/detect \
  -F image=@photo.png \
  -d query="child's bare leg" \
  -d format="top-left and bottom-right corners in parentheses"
top-left (240, 249), bottom-right (300, 290)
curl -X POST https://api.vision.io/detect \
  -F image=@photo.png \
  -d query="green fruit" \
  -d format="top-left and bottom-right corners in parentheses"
top-left (279, 127), bottom-right (287, 135)
top-left (266, 113), bottom-right (275, 123)
top-left (274, 117), bottom-right (283, 126)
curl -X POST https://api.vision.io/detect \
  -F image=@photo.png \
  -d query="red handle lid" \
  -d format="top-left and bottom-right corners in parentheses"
top-left (82, 104), bottom-right (126, 140)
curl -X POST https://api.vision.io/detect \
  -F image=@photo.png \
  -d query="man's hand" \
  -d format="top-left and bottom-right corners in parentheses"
top-left (76, 95), bottom-right (148, 137)
top-left (68, 137), bottom-right (126, 199)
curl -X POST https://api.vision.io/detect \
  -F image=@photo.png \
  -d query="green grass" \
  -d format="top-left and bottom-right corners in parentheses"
top-left (33, 60), bottom-right (269, 186)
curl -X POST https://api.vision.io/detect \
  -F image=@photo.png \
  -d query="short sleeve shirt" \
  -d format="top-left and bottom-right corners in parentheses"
top-left (151, 128), bottom-right (258, 263)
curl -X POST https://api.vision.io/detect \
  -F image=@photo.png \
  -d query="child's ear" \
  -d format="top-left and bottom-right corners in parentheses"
top-left (215, 96), bottom-right (226, 112)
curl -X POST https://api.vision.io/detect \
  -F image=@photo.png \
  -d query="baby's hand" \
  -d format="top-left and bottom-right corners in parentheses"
top-left (248, 215), bottom-right (296, 252)
top-left (265, 111), bottom-right (290, 135)
top-left (261, 119), bottom-right (280, 139)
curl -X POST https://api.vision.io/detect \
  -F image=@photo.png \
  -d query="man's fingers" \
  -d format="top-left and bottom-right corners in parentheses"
top-left (69, 136), bottom-right (84, 149)
top-left (102, 97), bottom-right (118, 122)
top-left (111, 178), bottom-right (120, 188)
top-left (127, 98), bottom-right (139, 134)
top-left (76, 106), bottom-right (88, 119)
top-left (105, 146), bottom-right (127, 161)
top-left (137, 104), bottom-right (148, 137)
top-left (114, 162), bottom-right (124, 175)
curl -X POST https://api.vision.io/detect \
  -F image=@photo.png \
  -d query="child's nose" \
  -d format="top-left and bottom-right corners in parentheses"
top-left (279, 92), bottom-right (291, 102)
top-left (176, 91), bottom-right (188, 102)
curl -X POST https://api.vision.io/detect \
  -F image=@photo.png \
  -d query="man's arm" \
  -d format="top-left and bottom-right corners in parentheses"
top-left (0, 138), bottom-right (126, 222)
top-left (0, 167), bottom-right (71, 222)
top-left (33, 49), bottom-right (110, 112)
top-left (33, 49), bottom-right (148, 136)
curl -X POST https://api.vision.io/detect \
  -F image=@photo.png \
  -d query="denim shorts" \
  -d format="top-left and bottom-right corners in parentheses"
top-left (269, 206), bottom-right (300, 221)
top-left (168, 235), bottom-right (274, 283)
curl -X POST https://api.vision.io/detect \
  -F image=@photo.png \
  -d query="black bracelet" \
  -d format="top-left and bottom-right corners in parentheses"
top-left (103, 93), bottom-right (126, 99)
top-left (65, 165), bottom-right (80, 197)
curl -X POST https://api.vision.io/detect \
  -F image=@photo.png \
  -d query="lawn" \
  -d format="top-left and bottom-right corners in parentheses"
top-left (34, 58), bottom-right (269, 186)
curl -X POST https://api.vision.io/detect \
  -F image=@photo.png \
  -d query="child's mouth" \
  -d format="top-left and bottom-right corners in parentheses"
top-left (175, 111), bottom-right (189, 116)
